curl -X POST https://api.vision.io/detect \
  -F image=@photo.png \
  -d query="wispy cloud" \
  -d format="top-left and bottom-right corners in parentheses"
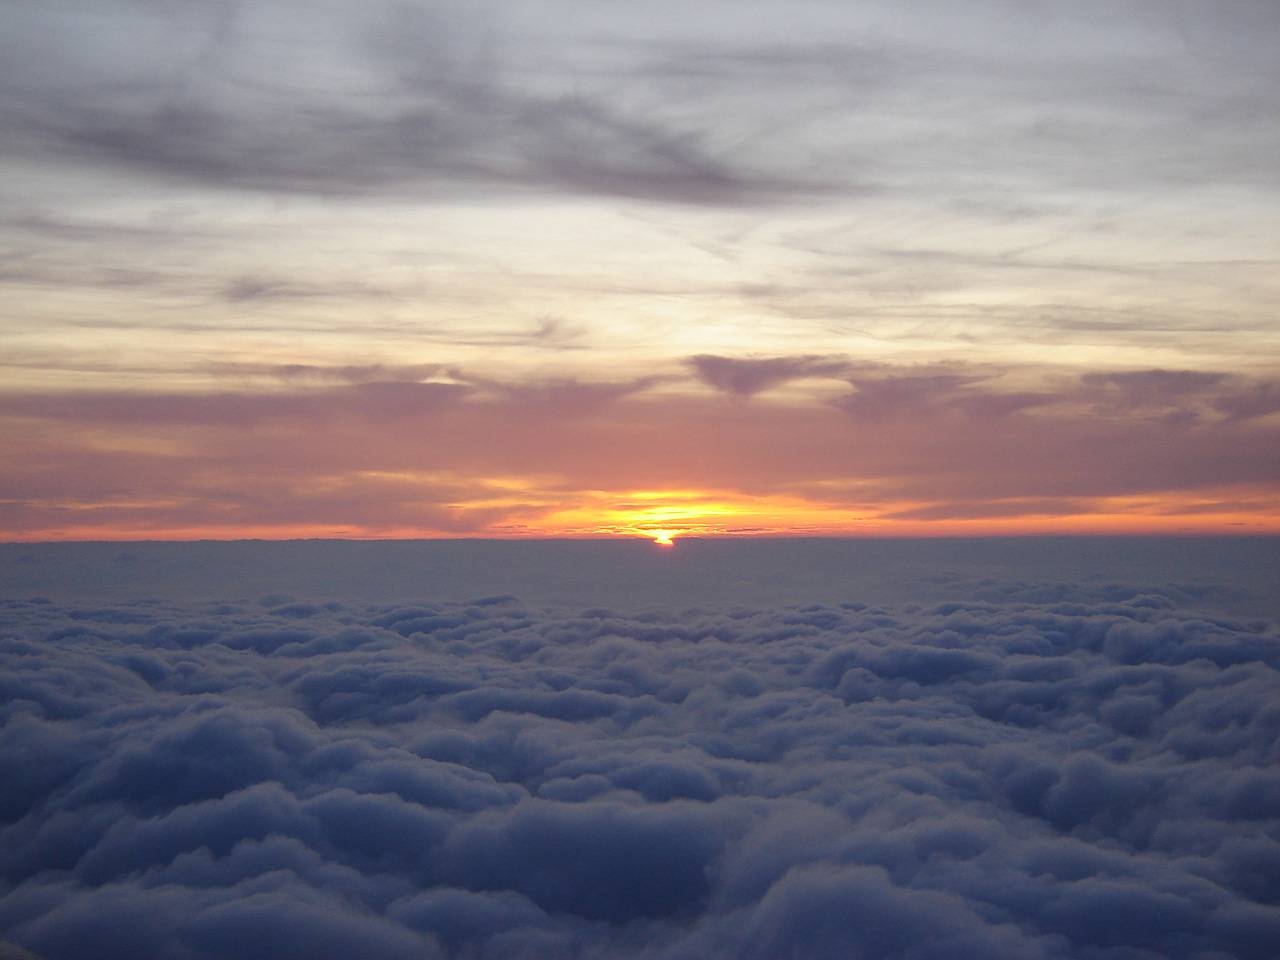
top-left (0, 2), bottom-right (810, 204)
top-left (2, 360), bottom-right (1277, 538)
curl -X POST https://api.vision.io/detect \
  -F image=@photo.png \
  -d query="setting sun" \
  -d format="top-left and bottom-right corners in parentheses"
top-left (649, 529), bottom-right (679, 547)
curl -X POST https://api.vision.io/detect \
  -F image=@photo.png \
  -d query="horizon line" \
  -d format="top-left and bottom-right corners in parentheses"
top-left (4, 532), bottom-right (1279, 546)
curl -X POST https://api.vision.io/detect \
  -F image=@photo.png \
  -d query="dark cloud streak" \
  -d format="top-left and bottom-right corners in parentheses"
top-left (688, 354), bottom-right (849, 398)
top-left (0, 2), bottom-right (807, 204)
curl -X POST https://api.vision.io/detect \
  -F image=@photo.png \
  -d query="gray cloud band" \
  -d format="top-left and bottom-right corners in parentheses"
top-left (3, 1), bottom-right (1278, 204)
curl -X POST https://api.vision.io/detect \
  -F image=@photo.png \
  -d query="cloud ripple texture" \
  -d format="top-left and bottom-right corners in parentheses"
top-left (1, 591), bottom-right (1278, 960)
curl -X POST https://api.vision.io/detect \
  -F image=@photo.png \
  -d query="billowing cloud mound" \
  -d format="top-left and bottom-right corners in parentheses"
top-left (2, 590), bottom-right (1279, 959)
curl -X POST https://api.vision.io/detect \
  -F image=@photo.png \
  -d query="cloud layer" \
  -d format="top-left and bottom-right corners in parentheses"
top-left (2, 360), bottom-right (1278, 538)
top-left (2, 581), bottom-right (1279, 959)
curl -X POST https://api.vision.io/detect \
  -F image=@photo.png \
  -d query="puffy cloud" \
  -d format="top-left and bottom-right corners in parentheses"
top-left (1, 577), bottom-right (1278, 959)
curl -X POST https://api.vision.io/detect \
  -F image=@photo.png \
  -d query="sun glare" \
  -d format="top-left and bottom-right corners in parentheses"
top-left (649, 529), bottom-right (678, 547)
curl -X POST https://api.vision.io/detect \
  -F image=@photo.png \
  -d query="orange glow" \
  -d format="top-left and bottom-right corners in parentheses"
top-left (3, 485), bottom-right (1278, 542)
top-left (486, 486), bottom-right (1280, 541)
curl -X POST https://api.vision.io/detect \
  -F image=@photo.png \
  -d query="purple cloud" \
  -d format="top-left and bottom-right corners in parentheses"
top-left (688, 355), bottom-right (849, 398)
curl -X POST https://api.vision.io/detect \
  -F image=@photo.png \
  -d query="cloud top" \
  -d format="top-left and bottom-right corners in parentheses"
top-left (2, 583), bottom-right (1278, 958)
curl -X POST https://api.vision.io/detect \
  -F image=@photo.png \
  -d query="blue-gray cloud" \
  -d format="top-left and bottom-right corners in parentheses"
top-left (2, 578), bottom-right (1279, 959)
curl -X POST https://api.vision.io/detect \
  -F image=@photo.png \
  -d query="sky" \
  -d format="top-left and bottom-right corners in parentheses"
top-left (1, 0), bottom-right (1279, 540)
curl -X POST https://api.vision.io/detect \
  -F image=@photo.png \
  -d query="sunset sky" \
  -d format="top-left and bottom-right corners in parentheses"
top-left (2, 0), bottom-right (1278, 540)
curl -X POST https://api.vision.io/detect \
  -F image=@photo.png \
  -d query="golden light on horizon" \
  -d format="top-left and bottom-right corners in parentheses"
top-left (515, 488), bottom-right (854, 541)
top-left (2, 480), bottom-right (1277, 543)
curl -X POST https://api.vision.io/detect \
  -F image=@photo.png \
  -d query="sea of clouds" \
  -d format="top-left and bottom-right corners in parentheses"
top-left (2, 557), bottom-right (1279, 960)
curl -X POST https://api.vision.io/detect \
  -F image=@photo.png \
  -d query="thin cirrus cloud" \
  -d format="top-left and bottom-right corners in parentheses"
top-left (2, 0), bottom-right (1275, 222)
top-left (0, 1), bottom-right (800, 204)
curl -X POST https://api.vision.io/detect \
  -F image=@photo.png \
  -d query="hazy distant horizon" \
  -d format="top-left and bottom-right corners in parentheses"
top-left (5, 535), bottom-right (1277, 618)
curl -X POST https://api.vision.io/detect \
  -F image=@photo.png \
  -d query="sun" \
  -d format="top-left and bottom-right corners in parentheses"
top-left (649, 529), bottom-right (679, 547)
